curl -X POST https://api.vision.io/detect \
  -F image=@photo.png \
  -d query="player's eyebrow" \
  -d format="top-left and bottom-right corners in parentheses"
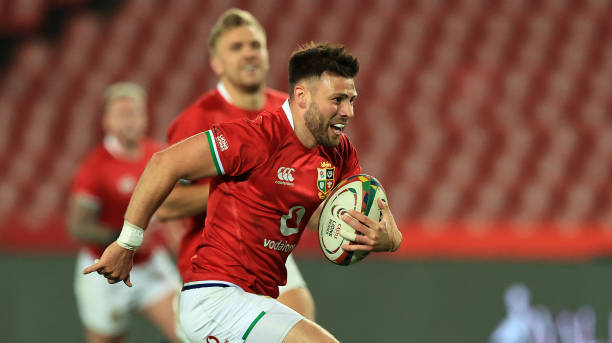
top-left (330, 93), bottom-right (358, 101)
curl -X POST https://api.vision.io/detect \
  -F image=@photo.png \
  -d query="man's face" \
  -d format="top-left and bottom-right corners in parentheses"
top-left (104, 97), bottom-right (147, 145)
top-left (304, 73), bottom-right (357, 147)
top-left (212, 25), bottom-right (269, 92)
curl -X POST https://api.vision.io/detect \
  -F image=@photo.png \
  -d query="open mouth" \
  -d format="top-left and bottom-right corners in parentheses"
top-left (244, 64), bottom-right (259, 72)
top-left (330, 123), bottom-right (345, 135)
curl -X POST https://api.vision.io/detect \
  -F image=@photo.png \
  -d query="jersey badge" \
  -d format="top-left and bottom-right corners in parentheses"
top-left (317, 161), bottom-right (336, 199)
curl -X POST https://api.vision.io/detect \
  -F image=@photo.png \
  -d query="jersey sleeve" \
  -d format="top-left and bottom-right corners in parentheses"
top-left (338, 135), bottom-right (362, 180)
top-left (204, 115), bottom-right (275, 177)
top-left (71, 154), bottom-right (102, 207)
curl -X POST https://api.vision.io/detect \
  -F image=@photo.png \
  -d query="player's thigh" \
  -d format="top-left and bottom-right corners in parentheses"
top-left (140, 292), bottom-right (179, 342)
top-left (278, 254), bottom-right (315, 320)
top-left (277, 288), bottom-right (315, 321)
top-left (282, 319), bottom-right (339, 343)
top-left (179, 283), bottom-right (303, 343)
top-left (134, 249), bottom-right (182, 341)
top-left (133, 248), bottom-right (182, 309)
top-left (280, 254), bottom-right (308, 292)
top-left (74, 251), bottom-right (133, 336)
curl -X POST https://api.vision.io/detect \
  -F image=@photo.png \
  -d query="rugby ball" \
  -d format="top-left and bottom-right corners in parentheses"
top-left (318, 174), bottom-right (387, 265)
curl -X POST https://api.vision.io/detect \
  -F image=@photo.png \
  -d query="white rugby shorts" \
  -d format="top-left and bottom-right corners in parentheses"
top-left (179, 281), bottom-right (303, 343)
top-left (74, 248), bottom-right (181, 335)
top-left (278, 253), bottom-right (307, 294)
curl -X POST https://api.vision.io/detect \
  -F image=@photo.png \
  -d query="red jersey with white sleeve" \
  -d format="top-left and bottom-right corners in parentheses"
top-left (166, 84), bottom-right (287, 279)
top-left (185, 100), bottom-right (361, 298)
top-left (71, 137), bottom-right (161, 264)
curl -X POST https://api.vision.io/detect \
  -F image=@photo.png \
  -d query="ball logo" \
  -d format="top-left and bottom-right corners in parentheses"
top-left (280, 205), bottom-right (305, 236)
top-left (205, 336), bottom-right (219, 343)
top-left (277, 167), bottom-right (295, 182)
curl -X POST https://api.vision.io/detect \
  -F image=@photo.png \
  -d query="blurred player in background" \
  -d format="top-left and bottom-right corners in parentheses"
top-left (154, 8), bottom-right (315, 320)
top-left (68, 82), bottom-right (181, 343)
top-left (85, 43), bottom-right (402, 343)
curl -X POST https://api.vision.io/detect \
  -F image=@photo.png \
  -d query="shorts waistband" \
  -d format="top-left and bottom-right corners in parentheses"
top-left (182, 280), bottom-right (240, 291)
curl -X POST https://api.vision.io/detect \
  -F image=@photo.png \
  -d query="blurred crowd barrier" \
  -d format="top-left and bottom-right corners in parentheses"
top-left (1, 0), bottom-right (612, 258)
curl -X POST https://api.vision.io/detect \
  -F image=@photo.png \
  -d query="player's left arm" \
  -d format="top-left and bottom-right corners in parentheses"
top-left (306, 201), bottom-right (325, 231)
top-left (336, 136), bottom-right (402, 252)
top-left (340, 198), bottom-right (402, 252)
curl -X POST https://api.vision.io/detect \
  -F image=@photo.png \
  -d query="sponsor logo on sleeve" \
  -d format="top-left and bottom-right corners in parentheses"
top-left (215, 134), bottom-right (228, 151)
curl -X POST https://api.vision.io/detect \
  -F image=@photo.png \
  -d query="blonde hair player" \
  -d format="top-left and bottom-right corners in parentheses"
top-left (156, 8), bottom-right (315, 320)
top-left (69, 82), bottom-right (182, 343)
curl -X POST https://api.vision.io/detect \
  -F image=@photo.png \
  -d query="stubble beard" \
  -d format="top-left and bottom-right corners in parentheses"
top-left (305, 102), bottom-right (339, 148)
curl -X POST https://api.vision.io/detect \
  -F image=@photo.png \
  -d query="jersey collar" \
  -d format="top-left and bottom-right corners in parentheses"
top-left (103, 134), bottom-right (125, 158)
top-left (281, 99), bottom-right (295, 131)
top-left (217, 82), bottom-right (232, 104)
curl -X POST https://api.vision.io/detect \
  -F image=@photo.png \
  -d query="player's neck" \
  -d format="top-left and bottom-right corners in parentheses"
top-left (219, 80), bottom-right (265, 110)
top-left (104, 135), bottom-right (143, 160)
top-left (288, 102), bottom-right (317, 149)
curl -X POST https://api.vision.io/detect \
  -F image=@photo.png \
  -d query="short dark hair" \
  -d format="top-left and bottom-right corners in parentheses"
top-left (288, 42), bottom-right (359, 99)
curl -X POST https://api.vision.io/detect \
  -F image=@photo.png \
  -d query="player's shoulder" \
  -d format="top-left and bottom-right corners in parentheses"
top-left (76, 142), bottom-right (107, 171)
top-left (264, 88), bottom-right (289, 107)
top-left (86, 142), bottom-right (109, 160)
top-left (195, 88), bottom-right (225, 109)
top-left (141, 137), bottom-right (162, 154)
top-left (251, 105), bottom-right (290, 133)
top-left (180, 89), bottom-right (223, 119)
top-left (339, 134), bottom-right (358, 153)
top-left (167, 89), bottom-right (222, 140)
top-left (219, 106), bottom-right (288, 148)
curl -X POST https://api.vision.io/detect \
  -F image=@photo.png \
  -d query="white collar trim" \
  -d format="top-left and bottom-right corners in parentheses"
top-left (103, 135), bottom-right (124, 158)
top-left (217, 82), bottom-right (232, 104)
top-left (281, 99), bottom-right (295, 131)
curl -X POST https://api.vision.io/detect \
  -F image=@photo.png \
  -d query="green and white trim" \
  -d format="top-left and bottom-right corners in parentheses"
top-left (204, 129), bottom-right (225, 175)
top-left (242, 311), bottom-right (266, 340)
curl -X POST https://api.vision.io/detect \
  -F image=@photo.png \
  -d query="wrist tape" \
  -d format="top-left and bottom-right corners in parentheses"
top-left (117, 221), bottom-right (144, 251)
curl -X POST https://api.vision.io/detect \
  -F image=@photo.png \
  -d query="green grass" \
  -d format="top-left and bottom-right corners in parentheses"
top-left (3, 253), bottom-right (612, 342)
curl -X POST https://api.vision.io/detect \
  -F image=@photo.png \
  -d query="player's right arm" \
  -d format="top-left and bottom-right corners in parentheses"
top-left (125, 132), bottom-right (217, 229)
top-left (67, 196), bottom-right (118, 244)
top-left (155, 182), bottom-right (210, 221)
top-left (155, 106), bottom-right (211, 222)
top-left (83, 132), bottom-right (218, 285)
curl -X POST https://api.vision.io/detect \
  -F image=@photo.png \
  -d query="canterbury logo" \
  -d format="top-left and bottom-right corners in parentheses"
top-left (277, 167), bottom-right (295, 182)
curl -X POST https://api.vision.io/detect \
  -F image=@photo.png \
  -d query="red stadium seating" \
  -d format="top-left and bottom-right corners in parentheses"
top-left (2, 0), bottom-right (612, 258)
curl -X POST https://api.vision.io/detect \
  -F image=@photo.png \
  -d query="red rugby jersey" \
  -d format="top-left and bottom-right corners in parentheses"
top-left (71, 137), bottom-right (160, 264)
top-left (166, 85), bottom-right (287, 279)
top-left (185, 101), bottom-right (361, 297)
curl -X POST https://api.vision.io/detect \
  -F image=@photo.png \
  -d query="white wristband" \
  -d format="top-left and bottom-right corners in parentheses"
top-left (117, 221), bottom-right (144, 251)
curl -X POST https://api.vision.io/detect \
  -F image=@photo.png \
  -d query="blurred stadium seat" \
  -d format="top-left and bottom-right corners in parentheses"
top-left (1, 0), bottom-right (612, 257)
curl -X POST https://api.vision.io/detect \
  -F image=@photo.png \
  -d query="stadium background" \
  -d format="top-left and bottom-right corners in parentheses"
top-left (2, 0), bottom-right (612, 341)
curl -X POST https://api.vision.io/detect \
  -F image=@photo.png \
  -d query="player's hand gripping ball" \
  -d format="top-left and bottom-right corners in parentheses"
top-left (318, 174), bottom-right (387, 265)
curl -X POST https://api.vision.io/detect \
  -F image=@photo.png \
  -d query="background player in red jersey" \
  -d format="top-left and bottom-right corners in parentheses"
top-left (85, 44), bottom-right (402, 343)
top-left (68, 82), bottom-right (182, 343)
top-left (154, 9), bottom-right (315, 320)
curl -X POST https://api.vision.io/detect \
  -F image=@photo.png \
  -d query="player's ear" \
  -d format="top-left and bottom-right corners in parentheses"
top-left (293, 82), bottom-right (309, 109)
top-left (210, 56), bottom-right (223, 76)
